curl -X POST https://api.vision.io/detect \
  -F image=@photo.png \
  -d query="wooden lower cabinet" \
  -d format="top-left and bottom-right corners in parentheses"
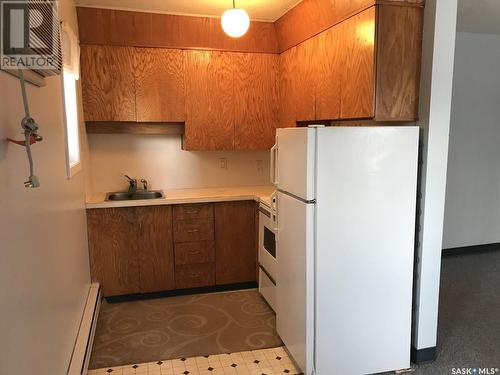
top-left (175, 263), bottom-right (215, 289)
top-left (175, 241), bottom-right (216, 265)
top-left (87, 207), bottom-right (141, 296)
top-left (173, 219), bottom-right (214, 243)
top-left (87, 201), bottom-right (257, 297)
top-left (136, 206), bottom-right (175, 293)
top-left (87, 206), bottom-right (174, 297)
top-left (214, 201), bottom-right (257, 285)
top-left (172, 203), bottom-right (216, 288)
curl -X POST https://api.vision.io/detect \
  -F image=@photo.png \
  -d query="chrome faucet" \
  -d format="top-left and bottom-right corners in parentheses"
top-left (124, 175), bottom-right (138, 194)
top-left (140, 179), bottom-right (149, 191)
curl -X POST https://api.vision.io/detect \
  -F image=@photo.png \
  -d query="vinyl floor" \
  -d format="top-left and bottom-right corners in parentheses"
top-left (89, 289), bottom-right (283, 370)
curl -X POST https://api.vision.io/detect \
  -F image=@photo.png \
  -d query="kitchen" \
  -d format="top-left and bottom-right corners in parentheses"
top-left (3, 0), bottom-right (489, 375)
top-left (77, 0), bottom-right (422, 373)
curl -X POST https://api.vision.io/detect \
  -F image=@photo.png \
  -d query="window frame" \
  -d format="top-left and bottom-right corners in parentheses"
top-left (61, 68), bottom-right (82, 178)
top-left (60, 22), bottom-right (82, 179)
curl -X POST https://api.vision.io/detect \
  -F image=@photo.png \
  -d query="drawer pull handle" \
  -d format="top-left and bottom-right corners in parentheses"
top-left (188, 251), bottom-right (201, 255)
top-left (187, 229), bottom-right (199, 233)
top-left (190, 273), bottom-right (201, 278)
top-left (186, 210), bottom-right (199, 214)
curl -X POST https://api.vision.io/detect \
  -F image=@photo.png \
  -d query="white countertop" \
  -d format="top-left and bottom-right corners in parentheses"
top-left (86, 185), bottom-right (276, 209)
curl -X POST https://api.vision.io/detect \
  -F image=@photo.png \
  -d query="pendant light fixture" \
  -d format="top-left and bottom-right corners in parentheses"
top-left (221, 0), bottom-right (250, 38)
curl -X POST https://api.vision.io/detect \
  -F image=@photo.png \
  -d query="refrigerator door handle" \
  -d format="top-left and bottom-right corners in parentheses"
top-left (274, 193), bottom-right (279, 240)
top-left (270, 138), bottom-right (278, 185)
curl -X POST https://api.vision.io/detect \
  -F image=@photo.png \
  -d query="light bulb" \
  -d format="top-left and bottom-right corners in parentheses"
top-left (221, 8), bottom-right (250, 38)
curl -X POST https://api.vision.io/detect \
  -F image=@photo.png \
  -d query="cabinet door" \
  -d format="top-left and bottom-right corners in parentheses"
top-left (295, 35), bottom-right (319, 122)
top-left (137, 206), bottom-right (175, 293)
top-left (374, 5), bottom-right (423, 121)
top-left (135, 48), bottom-right (185, 122)
top-left (87, 208), bottom-right (140, 296)
top-left (340, 7), bottom-right (376, 119)
top-left (279, 46), bottom-right (298, 128)
top-left (184, 50), bottom-right (234, 150)
top-left (233, 53), bottom-right (279, 150)
top-left (215, 201), bottom-right (257, 285)
top-left (80, 45), bottom-right (136, 121)
top-left (315, 25), bottom-right (342, 120)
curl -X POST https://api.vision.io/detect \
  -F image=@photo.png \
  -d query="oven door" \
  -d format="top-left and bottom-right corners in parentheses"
top-left (258, 208), bottom-right (277, 280)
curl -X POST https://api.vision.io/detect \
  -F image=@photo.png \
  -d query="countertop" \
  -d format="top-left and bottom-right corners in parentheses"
top-left (86, 185), bottom-right (276, 209)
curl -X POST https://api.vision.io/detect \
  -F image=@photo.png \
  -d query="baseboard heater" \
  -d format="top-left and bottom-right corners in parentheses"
top-left (67, 283), bottom-right (101, 375)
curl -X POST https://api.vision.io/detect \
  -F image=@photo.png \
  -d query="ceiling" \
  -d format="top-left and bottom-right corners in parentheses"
top-left (74, 0), bottom-right (301, 21)
top-left (457, 0), bottom-right (500, 35)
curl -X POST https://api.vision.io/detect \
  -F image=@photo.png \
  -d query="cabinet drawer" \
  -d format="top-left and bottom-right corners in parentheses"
top-left (173, 203), bottom-right (213, 220)
top-left (173, 219), bottom-right (214, 243)
top-left (175, 263), bottom-right (215, 289)
top-left (175, 241), bottom-right (215, 265)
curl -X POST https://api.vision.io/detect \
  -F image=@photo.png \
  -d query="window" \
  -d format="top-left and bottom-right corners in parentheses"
top-left (61, 22), bottom-right (81, 178)
top-left (62, 69), bottom-right (81, 177)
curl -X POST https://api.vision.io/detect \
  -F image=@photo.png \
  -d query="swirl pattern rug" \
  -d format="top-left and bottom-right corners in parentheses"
top-left (89, 289), bottom-right (283, 369)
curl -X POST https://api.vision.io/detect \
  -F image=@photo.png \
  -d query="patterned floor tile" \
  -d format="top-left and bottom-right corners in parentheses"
top-left (88, 347), bottom-right (301, 375)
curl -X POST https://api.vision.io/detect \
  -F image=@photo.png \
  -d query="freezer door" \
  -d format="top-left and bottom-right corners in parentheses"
top-left (274, 128), bottom-right (316, 201)
top-left (275, 191), bottom-right (315, 375)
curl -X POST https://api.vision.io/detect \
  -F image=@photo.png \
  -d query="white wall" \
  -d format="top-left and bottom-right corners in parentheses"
top-left (443, 32), bottom-right (500, 249)
top-left (87, 134), bottom-right (271, 193)
top-left (0, 0), bottom-right (91, 374)
top-left (412, 0), bottom-right (457, 353)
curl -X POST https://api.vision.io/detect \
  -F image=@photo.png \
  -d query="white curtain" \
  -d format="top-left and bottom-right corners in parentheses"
top-left (60, 21), bottom-right (80, 80)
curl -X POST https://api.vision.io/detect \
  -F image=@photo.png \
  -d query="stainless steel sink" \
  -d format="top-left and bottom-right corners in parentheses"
top-left (105, 190), bottom-right (165, 201)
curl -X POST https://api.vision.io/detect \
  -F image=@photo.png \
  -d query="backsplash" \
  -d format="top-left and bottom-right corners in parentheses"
top-left (87, 134), bottom-right (271, 194)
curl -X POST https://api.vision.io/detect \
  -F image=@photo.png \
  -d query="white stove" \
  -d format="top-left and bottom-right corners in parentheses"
top-left (258, 192), bottom-right (277, 310)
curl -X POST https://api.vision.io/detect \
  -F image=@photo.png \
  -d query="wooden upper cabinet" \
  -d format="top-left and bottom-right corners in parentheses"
top-left (80, 45), bottom-right (136, 121)
top-left (184, 50), bottom-right (279, 151)
top-left (135, 48), bottom-right (185, 122)
top-left (274, 0), bottom-right (423, 52)
top-left (374, 5), bottom-right (423, 121)
top-left (233, 53), bottom-right (279, 150)
top-left (295, 36), bottom-right (319, 121)
top-left (79, 3), bottom-right (422, 137)
top-left (315, 25), bottom-right (342, 120)
top-left (284, 4), bottom-right (422, 123)
top-left (184, 50), bottom-right (234, 150)
top-left (340, 6), bottom-right (376, 119)
top-left (279, 46), bottom-right (298, 128)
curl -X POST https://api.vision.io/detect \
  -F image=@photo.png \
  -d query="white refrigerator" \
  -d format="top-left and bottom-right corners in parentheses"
top-left (271, 126), bottom-right (419, 375)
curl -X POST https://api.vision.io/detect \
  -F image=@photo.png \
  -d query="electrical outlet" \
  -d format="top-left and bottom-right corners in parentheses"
top-left (219, 158), bottom-right (228, 169)
top-left (256, 160), bottom-right (263, 173)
